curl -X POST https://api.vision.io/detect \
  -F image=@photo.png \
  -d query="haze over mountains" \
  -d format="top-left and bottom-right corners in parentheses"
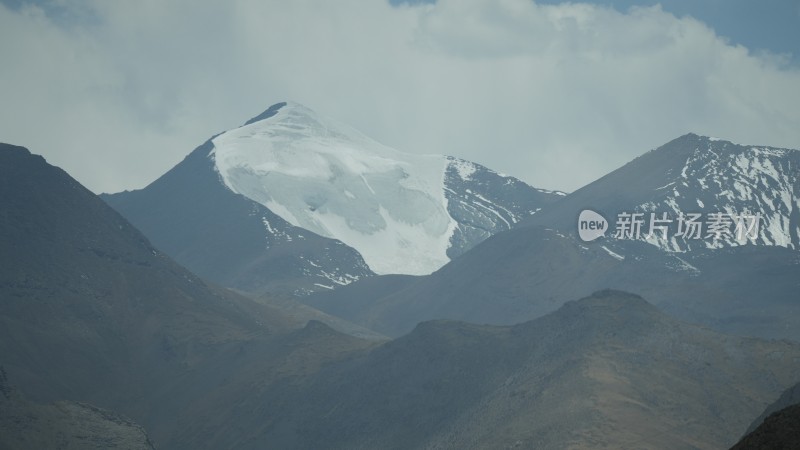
top-left (2, 101), bottom-right (799, 449)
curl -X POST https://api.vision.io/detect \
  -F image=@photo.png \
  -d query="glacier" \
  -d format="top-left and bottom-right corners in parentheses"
top-left (211, 102), bottom-right (462, 275)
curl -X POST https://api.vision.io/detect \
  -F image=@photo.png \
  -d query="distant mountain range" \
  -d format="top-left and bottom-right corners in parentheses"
top-left (306, 134), bottom-right (800, 340)
top-left (2, 120), bottom-right (799, 449)
top-left (103, 102), bottom-right (561, 295)
top-left (102, 113), bottom-right (800, 339)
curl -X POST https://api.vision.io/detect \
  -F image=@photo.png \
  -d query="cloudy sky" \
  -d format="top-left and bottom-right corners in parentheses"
top-left (1, 0), bottom-right (799, 194)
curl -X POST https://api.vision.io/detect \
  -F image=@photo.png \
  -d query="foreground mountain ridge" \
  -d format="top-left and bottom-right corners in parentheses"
top-left (260, 290), bottom-right (800, 449)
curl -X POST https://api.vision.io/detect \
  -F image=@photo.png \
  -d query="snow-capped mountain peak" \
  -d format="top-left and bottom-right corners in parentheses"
top-left (620, 134), bottom-right (800, 252)
top-left (661, 135), bottom-right (798, 249)
top-left (210, 102), bottom-right (558, 275)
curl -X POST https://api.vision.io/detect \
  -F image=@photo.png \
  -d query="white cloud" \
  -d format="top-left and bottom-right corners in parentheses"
top-left (0, 0), bottom-right (798, 193)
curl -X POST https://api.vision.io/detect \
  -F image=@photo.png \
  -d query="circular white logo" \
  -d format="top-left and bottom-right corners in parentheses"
top-left (578, 209), bottom-right (608, 242)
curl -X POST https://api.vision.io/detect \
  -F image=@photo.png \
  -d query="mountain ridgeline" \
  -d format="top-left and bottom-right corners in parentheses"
top-left (3, 117), bottom-right (800, 449)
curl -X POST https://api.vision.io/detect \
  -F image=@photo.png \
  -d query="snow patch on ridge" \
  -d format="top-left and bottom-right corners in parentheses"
top-left (601, 245), bottom-right (625, 261)
top-left (449, 158), bottom-right (477, 181)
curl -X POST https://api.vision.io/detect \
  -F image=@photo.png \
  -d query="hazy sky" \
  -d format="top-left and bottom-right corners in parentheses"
top-left (1, 0), bottom-right (799, 194)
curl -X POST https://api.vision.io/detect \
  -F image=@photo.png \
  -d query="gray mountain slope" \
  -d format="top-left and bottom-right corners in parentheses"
top-left (0, 143), bottom-right (295, 401)
top-left (102, 138), bottom-right (373, 296)
top-left (443, 155), bottom-right (563, 258)
top-left (308, 225), bottom-right (800, 339)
